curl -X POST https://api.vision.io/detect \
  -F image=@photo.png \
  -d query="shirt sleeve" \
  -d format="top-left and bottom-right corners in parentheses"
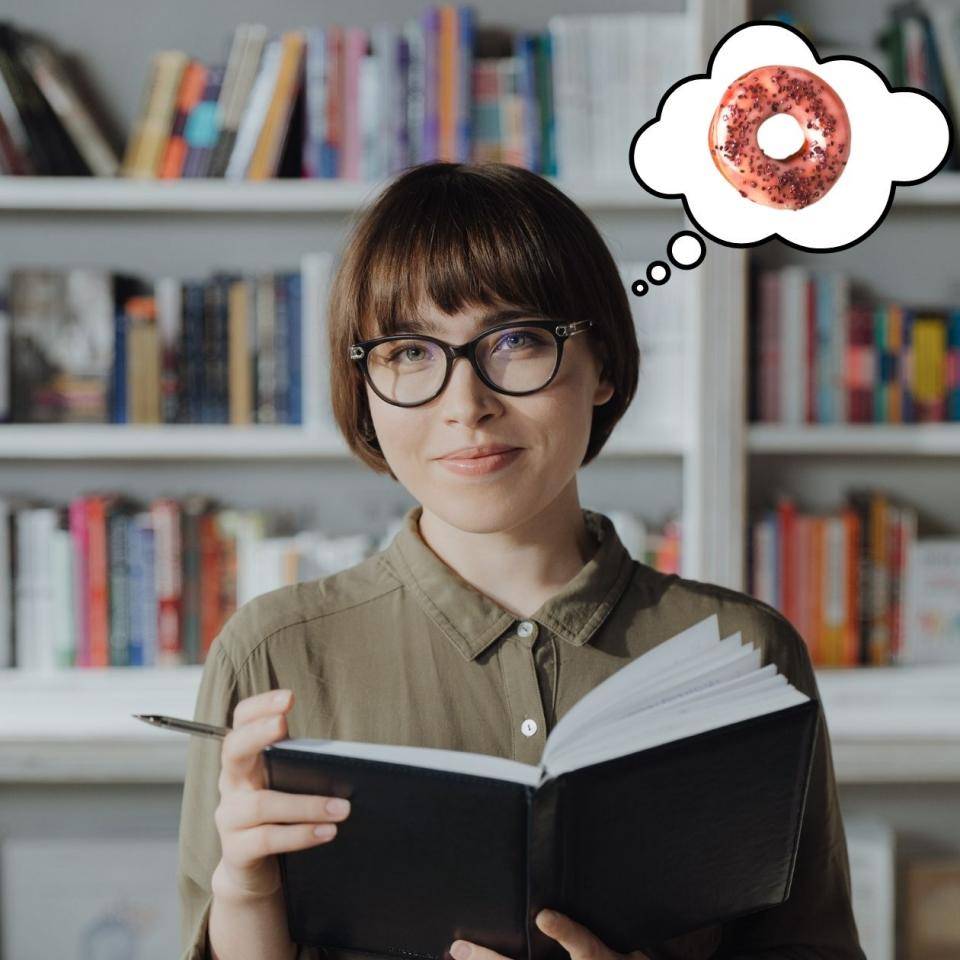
top-left (712, 612), bottom-right (867, 960)
top-left (177, 635), bottom-right (240, 960)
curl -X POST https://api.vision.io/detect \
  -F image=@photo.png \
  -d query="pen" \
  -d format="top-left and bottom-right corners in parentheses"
top-left (133, 714), bottom-right (231, 740)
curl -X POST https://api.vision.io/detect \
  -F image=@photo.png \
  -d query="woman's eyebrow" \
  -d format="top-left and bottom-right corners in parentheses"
top-left (405, 308), bottom-right (535, 336)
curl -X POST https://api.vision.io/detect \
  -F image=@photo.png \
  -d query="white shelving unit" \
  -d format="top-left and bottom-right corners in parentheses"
top-left (2, 662), bottom-right (958, 784)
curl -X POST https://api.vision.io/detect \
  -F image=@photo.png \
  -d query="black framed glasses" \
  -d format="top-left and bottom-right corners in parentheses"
top-left (348, 319), bottom-right (594, 408)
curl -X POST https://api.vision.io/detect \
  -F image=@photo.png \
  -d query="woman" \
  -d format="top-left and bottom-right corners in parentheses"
top-left (177, 162), bottom-right (864, 960)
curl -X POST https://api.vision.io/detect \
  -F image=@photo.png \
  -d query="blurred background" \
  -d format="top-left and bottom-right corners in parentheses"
top-left (0, 1), bottom-right (957, 957)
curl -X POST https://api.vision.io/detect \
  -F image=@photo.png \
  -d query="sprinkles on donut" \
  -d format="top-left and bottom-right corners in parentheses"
top-left (708, 64), bottom-right (851, 209)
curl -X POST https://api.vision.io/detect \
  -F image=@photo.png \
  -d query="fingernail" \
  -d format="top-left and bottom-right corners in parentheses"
top-left (538, 909), bottom-right (557, 925)
top-left (326, 798), bottom-right (350, 816)
top-left (450, 941), bottom-right (471, 960)
top-left (273, 691), bottom-right (289, 706)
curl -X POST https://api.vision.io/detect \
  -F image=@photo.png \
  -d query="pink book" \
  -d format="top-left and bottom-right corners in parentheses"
top-left (341, 27), bottom-right (367, 179)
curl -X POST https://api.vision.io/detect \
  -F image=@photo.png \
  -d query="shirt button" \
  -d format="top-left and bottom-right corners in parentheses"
top-left (521, 718), bottom-right (538, 737)
top-left (517, 620), bottom-right (538, 640)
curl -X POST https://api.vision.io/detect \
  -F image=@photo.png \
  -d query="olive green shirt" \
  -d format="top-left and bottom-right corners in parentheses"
top-left (178, 505), bottom-right (865, 960)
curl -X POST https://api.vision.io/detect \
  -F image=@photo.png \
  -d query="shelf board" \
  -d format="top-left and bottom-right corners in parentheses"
top-left (1, 661), bottom-right (957, 783)
top-left (0, 173), bottom-right (957, 213)
top-left (748, 423), bottom-right (960, 456)
top-left (0, 423), bottom-right (688, 460)
top-left (0, 175), bottom-right (677, 213)
top-left (815, 664), bottom-right (960, 784)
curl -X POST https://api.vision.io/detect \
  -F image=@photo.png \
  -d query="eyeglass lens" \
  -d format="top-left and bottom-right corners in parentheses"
top-left (364, 324), bottom-right (559, 405)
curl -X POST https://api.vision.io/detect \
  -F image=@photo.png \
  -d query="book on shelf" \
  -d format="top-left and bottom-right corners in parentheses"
top-left (3, 261), bottom-right (317, 427)
top-left (0, 501), bottom-right (676, 671)
top-left (748, 263), bottom-right (960, 425)
top-left (745, 487), bottom-right (960, 666)
top-left (0, 6), bottom-right (691, 181)
top-left (0, 21), bottom-right (121, 176)
top-left (261, 612), bottom-right (819, 960)
top-left (903, 536), bottom-right (960, 663)
top-left (844, 818), bottom-right (895, 960)
top-left (878, 3), bottom-right (960, 171)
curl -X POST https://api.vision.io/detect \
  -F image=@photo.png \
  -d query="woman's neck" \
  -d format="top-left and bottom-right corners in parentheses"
top-left (416, 482), bottom-right (600, 620)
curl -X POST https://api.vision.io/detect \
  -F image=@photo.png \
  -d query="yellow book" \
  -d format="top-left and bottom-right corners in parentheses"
top-left (122, 51), bottom-right (188, 178)
top-left (911, 315), bottom-right (947, 419)
top-left (247, 32), bottom-right (306, 179)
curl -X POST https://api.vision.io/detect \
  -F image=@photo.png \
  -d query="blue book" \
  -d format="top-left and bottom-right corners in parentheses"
top-left (110, 308), bottom-right (126, 423)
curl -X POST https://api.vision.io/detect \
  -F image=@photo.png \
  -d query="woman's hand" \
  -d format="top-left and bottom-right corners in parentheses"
top-left (449, 909), bottom-right (652, 960)
top-left (211, 688), bottom-right (353, 902)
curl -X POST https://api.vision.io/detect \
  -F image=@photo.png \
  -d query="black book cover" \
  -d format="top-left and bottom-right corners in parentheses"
top-left (263, 698), bottom-right (819, 960)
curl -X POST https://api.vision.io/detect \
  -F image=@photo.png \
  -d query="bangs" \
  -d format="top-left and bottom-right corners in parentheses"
top-left (353, 166), bottom-right (587, 341)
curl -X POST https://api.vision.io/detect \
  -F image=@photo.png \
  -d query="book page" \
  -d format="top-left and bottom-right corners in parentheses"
top-left (270, 738), bottom-right (542, 786)
top-left (545, 686), bottom-right (809, 778)
top-left (545, 632), bottom-right (759, 753)
top-left (547, 613), bottom-right (722, 747)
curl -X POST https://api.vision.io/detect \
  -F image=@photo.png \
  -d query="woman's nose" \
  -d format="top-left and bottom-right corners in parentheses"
top-left (438, 355), bottom-right (501, 418)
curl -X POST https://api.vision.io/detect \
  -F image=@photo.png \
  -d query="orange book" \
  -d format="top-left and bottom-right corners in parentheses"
top-left (248, 31), bottom-right (306, 179)
top-left (438, 6), bottom-right (457, 160)
top-left (821, 514), bottom-right (849, 666)
top-left (159, 61), bottom-right (207, 178)
top-left (85, 495), bottom-right (111, 667)
top-left (810, 516), bottom-right (824, 666)
top-left (776, 495), bottom-right (797, 627)
top-left (843, 506), bottom-right (861, 666)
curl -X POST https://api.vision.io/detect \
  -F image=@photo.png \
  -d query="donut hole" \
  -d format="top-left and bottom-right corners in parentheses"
top-left (756, 113), bottom-right (805, 161)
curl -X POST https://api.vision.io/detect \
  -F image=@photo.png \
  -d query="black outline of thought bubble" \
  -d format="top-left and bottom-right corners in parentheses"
top-left (627, 19), bottom-right (955, 255)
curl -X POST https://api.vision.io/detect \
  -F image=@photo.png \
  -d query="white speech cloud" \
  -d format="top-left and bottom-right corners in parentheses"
top-left (629, 21), bottom-right (952, 252)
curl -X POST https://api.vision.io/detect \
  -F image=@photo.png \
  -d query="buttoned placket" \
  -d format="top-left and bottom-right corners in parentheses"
top-left (496, 618), bottom-right (549, 764)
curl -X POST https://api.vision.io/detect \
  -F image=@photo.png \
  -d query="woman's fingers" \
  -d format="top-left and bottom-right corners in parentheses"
top-left (219, 689), bottom-right (294, 791)
top-left (216, 788), bottom-right (351, 832)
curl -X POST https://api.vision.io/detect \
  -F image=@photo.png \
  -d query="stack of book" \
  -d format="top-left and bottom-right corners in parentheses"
top-left (749, 265), bottom-right (960, 425)
top-left (0, 499), bottom-right (670, 672)
top-left (749, 488), bottom-right (960, 667)
top-left (0, 21), bottom-right (120, 175)
top-left (0, 6), bottom-right (688, 182)
top-left (1, 265), bottom-right (308, 426)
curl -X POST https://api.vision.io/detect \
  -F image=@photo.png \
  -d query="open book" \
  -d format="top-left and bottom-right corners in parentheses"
top-left (263, 613), bottom-right (820, 960)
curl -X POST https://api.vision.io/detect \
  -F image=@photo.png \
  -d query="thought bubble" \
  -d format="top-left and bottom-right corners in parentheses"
top-left (629, 21), bottom-right (952, 254)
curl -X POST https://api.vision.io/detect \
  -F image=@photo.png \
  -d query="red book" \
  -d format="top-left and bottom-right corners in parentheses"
top-left (159, 61), bottom-right (208, 179)
top-left (85, 494), bottom-right (114, 668)
top-left (68, 497), bottom-right (90, 667)
top-left (846, 304), bottom-right (875, 423)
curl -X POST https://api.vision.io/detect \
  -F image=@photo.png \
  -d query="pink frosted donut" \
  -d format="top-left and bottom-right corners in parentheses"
top-left (708, 64), bottom-right (850, 209)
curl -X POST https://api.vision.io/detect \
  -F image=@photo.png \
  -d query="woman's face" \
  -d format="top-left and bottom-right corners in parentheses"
top-left (366, 300), bottom-right (615, 533)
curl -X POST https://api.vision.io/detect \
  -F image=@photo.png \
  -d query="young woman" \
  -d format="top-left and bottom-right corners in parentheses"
top-left (177, 162), bottom-right (865, 960)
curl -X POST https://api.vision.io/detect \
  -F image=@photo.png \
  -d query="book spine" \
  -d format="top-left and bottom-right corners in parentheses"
top-left (527, 776), bottom-right (566, 960)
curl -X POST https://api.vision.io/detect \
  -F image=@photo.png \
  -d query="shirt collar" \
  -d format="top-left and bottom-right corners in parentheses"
top-left (378, 503), bottom-right (637, 661)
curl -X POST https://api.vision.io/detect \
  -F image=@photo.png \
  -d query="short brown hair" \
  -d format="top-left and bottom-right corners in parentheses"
top-left (327, 162), bottom-right (640, 481)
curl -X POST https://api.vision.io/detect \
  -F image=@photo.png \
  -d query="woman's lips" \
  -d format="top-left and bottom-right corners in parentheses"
top-left (436, 447), bottom-right (523, 476)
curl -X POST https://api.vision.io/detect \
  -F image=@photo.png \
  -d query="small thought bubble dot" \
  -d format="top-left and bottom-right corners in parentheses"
top-left (646, 261), bottom-right (670, 285)
top-left (631, 279), bottom-right (648, 297)
top-left (667, 231), bottom-right (706, 269)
